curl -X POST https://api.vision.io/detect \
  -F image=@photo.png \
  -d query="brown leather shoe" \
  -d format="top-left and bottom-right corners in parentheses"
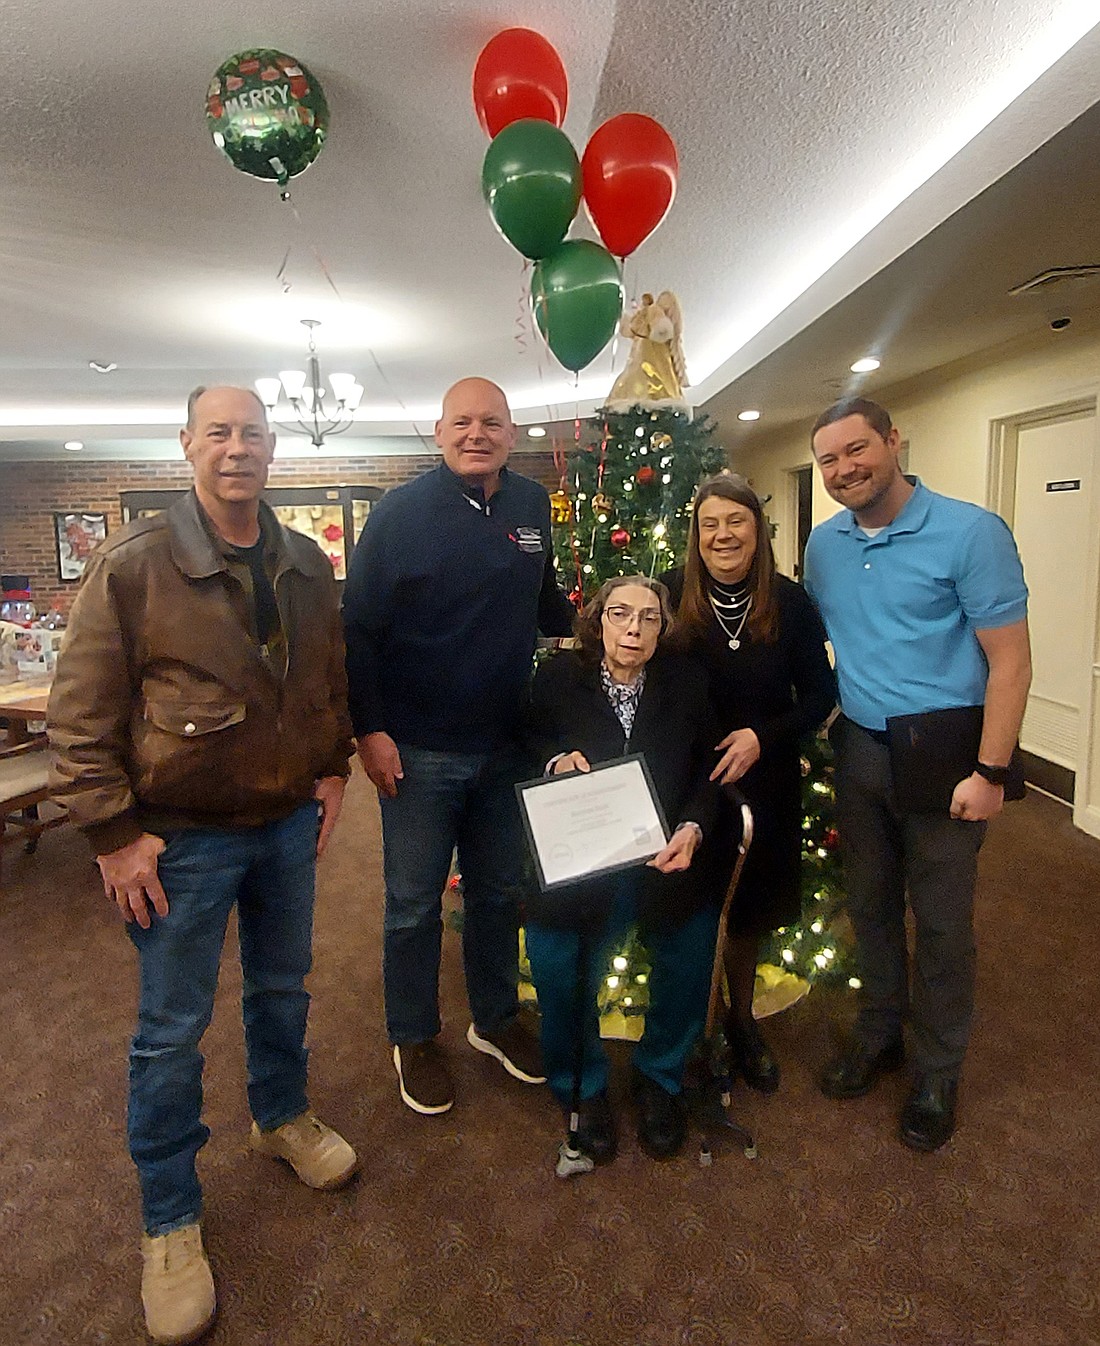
top-left (140, 1222), bottom-right (216, 1346)
top-left (393, 1041), bottom-right (454, 1114)
top-left (466, 1019), bottom-right (547, 1084)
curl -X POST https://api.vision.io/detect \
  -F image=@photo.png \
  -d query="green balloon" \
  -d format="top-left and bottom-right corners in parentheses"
top-left (532, 241), bottom-right (624, 372)
top-left (206, 50), bottom-right (329, 187)
top-left (482, 119), bottom-right (581, 260)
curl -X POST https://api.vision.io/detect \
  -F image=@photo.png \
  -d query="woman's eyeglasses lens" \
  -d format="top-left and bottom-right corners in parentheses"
top-left (603, 605), bottom-right (662, 628)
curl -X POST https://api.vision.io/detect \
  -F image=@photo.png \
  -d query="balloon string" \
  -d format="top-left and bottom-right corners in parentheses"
top-left (514, 260), bottom-right (531, 354)
top-left (365, 348), bottom-right (433, 453)
top-left (529, 266), bottom-right (561, 424)
top-left (276, 191), bottom-right (343, 301)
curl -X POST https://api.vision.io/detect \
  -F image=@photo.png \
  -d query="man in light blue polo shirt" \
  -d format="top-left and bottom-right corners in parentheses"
top-left (804, 397), bottom-right (1031, 1152)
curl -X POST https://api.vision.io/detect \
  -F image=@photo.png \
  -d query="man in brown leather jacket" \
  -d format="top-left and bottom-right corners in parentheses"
top-left (49, 386), bottom-right (357, 1346)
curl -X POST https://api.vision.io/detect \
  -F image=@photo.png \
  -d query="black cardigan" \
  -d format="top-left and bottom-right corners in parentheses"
top-left (523, 648), bottom-right (724, 933)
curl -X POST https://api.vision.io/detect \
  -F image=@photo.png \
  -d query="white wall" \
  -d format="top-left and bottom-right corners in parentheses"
top-left (736, 323), bottom-right (1100, 575)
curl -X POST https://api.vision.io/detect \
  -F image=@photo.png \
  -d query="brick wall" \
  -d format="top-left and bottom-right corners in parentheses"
top-left (0, 452), bottom-right (560, 613)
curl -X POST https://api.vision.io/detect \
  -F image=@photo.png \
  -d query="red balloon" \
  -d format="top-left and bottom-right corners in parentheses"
top-left (473, 29), bottom-right (568, 139)
top-left (582, 113), bottom-right (679, 258)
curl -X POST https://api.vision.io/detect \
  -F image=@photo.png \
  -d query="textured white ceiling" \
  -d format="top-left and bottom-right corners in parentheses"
top-left (0, 0), bottom-right (1098, 458)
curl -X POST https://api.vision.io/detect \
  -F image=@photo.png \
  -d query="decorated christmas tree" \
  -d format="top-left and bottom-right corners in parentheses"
top-left (549, 405), bottom-right (727, 601)
top-left (759, 732), bottom-right (854, 992)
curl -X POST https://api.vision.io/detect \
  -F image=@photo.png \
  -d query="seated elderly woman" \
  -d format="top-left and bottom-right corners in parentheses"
top-left (524, 576), bottom-right (723, 1163)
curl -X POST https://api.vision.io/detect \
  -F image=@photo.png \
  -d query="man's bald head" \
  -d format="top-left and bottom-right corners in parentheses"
top-left (435, 377), bottom-right (516, 497)
top-left (440, 377), bottom-right (512, 425)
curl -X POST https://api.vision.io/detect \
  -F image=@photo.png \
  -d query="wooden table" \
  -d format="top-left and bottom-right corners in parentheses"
top-left (0, 681), bottom-right (51, 746)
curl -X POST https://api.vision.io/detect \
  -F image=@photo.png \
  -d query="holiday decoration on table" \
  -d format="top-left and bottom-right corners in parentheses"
top-left (206, 50), bottom-right (329, 187)
top-left (607, 290), bottom-right (689, 412)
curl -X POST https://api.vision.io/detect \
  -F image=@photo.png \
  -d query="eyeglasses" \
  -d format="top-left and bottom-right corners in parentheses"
top-left (602, 604), bottom-right (663, 629)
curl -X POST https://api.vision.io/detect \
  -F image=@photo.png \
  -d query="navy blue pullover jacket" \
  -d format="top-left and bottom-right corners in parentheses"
top-left (342, 463), bottom-right (575, 753)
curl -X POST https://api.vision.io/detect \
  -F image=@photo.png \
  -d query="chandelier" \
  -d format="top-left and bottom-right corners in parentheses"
top-left (255, 319), bottom-right (364, 448)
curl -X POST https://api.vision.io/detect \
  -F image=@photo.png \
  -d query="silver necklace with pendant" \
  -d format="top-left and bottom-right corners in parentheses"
top-left (709, 591), bottom-right (752, 650)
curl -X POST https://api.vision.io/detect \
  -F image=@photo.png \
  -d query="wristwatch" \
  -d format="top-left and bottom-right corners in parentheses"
top-left (974, 761), bottom-right (1011, 787)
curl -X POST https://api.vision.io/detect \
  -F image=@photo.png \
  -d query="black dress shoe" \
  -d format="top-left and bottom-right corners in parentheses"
top-left (569, 1090), bottom-right (617, 1165)
top-left (819, 1035), bottom-right (905, 1099)
top-left (728, 1018), bottom-right (780, 1094)
top-left (900, 1076), bottom-right (957, 1152)
top-left (632, 1070), bottom-right (686, 1160)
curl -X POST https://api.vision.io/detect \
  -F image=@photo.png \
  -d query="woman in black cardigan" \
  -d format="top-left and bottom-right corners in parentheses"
top-left (664, 474), bottom-right (836, 1093)
top-left (524, 576), bottom-right (722, 1163)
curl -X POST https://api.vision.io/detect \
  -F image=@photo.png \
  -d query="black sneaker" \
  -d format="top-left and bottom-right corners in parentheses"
top-left (632, 1069), bottom-right (686, 1160)
top-left (728, 1017), bottom-right (780, 1094)
top-left (393, 1041), bottom-right (454, 1114)
top-left (466, 1020), bottom-right (547, 1084)
top-left (568, 1090), bottom-right (617, 1164)
top-left (900, 1076), bottom-right (957, 1152)
top-left (819, 1035), bottom-right (905, 1100)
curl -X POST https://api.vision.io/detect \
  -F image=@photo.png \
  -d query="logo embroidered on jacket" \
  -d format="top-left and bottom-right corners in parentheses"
top-left (514, 527), bottom-right (544, 554)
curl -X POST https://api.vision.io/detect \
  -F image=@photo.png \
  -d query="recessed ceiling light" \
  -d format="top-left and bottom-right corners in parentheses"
top-left (850, 357), bottom-right (880, 373)
top-left (64, 440), bottom-right (84, 451)
top-left (527, 426), bottom-right (547, 439)
top-left (737, 409), bottom-right (761, 422)
top-left (89, 360), bottom-right (117, 374)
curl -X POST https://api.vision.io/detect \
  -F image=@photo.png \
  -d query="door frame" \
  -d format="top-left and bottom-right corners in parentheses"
top-left (988, 396), bottom-right (1100, 838)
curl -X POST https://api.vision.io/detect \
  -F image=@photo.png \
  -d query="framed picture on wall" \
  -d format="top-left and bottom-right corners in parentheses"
top-left (54, 511), bottom-right (108, 581)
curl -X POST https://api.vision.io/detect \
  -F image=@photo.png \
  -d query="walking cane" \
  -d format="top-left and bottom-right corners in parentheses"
top-left (695, 788), bottom-right (757, 1163)
top-left (555, 926), bottom-right (596, 1178)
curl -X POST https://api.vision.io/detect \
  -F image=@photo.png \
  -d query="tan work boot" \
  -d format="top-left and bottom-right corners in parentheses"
top-left (248, 1110), bottom-right (358, 1189)
top-left (140, 1222), bottom-right (216, 1345)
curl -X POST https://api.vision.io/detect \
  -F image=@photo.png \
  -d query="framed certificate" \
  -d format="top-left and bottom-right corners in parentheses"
top-left (515, 753), bottom-right (669, 892)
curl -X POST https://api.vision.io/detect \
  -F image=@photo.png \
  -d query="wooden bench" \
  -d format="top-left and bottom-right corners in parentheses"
top-left (0, 742), bottom-right (69, 877)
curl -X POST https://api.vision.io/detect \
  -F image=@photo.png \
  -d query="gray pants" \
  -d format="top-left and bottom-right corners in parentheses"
top-left (833, 719), bottom-right (986, 1082)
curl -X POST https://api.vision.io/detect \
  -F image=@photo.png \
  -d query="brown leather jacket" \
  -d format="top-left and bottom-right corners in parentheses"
top-left (48, 490), bottom-right (353, 855)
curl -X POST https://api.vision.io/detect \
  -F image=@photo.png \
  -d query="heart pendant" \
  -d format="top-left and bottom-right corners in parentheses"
top-left (728, 638), bottom-right (740, 650)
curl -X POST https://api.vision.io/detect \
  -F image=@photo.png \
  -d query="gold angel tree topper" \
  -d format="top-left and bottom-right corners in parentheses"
top-left (607, 290), bottom-right (689, 413)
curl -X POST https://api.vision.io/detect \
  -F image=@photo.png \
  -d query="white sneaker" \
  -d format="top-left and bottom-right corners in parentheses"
top-left (140, 1222), bottom-right (216, 1345)
top-left (249, 1111), bottom-right (358, 1189)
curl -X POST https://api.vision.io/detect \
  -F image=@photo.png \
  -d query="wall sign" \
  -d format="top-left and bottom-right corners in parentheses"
top-left (1045, 479), bottom-right (1081, 492)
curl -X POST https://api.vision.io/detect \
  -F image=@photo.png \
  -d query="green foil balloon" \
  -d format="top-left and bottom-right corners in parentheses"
top-left (206, 50), bottom-right (329, 187)
top-left (482, 119), bottom-right (581, 260)
top-left (531, 241), bottom-right (624, 372)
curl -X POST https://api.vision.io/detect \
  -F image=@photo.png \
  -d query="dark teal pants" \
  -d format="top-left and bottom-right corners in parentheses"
top-left (526, 876), bottom-right (718, 1105)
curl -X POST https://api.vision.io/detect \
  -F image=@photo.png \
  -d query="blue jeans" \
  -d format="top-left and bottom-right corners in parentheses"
top-left (126, 803), bottom-right (317, 1235)
top-left (526, 877), bottom-right (719, 1105)
top-left (379, 744), bottom-right (525, 1044)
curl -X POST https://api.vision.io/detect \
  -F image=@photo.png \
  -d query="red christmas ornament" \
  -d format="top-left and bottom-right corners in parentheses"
top-left (322, 523), bottom-right (344, 542)
top-left (568, 586), bottom-right (584, 608)
top-left (610, 527), bottom-right (631, 550)
top-left (823, 827), bottom-right (839, 851)
top-left (635, 465), bottom-right (656, 485)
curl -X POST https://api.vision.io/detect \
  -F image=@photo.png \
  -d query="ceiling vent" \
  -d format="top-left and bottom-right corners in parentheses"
top-left (1009, 265), bottom-right (1100, 295)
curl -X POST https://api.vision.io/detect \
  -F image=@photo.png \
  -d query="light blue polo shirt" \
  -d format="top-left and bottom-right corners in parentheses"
top-left (803, 477), bottom-right (1027, 731)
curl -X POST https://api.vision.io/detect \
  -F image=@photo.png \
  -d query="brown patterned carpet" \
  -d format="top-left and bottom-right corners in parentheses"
top-left (2, 772), bottom-right (1098, 1346)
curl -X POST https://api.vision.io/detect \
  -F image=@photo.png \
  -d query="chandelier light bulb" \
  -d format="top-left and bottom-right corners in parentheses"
top-left (279, 369), bottom-right (307, 402)
top-left (254, 378), bottom-right (282, 410)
